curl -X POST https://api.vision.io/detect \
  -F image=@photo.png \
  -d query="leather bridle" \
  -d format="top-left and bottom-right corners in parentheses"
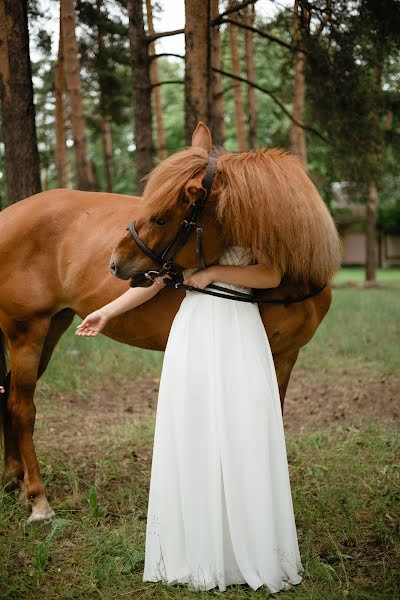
top-left (125, 153), bottom-right (327, 305)
top-left (126, 154), bottom-right (217, 284)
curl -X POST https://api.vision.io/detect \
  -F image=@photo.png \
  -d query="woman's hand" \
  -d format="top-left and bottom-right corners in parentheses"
top-left (75, 310), bottom-right (109, 337)
top-left (183, 267), bottom-right (215, 289)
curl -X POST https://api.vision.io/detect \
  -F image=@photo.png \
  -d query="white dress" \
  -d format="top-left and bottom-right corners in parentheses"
top-left (142, 245), bottom-right (304, 592)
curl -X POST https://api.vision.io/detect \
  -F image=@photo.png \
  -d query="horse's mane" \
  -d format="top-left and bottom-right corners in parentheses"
top-left (142, 146), bottom-right (342, 284)
top-left (141, 147), bottom-right (210, 216)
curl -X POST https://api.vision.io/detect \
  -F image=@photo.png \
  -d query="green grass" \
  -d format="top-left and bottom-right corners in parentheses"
top-left (1, 422), bottom-right (399, 599)
top-left (36, 324), bottom-right (164, 395)
top-left (297, 283), bottom-right (400, 374)
top-left (333, 266), bottom-right (400, 287)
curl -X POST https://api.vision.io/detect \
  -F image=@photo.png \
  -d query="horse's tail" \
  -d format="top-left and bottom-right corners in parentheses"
top-left (0, 328), bottom-right (9, 472)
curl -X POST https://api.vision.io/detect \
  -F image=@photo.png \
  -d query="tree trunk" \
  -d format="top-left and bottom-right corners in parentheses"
top-left (185, 0), bottom-right (211, 145)
top-left (290, 0), bottom-right (307, 166)
top-left (128, 0), bottom-right (153, 193)
top-left (209, 0), bottom-right (224, 147)
top-left (244, 4), bottom-right (257, 149)
top-left (61, 0), bottom-right (93, 191)
top-left (55, 17), bottom-right (68, 188)
top-left (100, 114), bottom-right (113, 192)
top-left (96, 0), bottom-right (113, 192)
top-left (365, 182), bottom-right (377, 284)
top-left (146, 0), bottom-right (167, 161)
top-left (0, 0), bottom-right (41, 203)
top-left (228, 0), bottom-right (246, 152)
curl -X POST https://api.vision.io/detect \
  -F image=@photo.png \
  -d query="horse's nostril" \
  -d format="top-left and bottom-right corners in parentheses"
top-left (110, 261), bottom-right (117, 275)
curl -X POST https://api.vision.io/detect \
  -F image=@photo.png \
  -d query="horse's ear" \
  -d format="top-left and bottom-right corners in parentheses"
top-left (192, 122), bottom-right (212, 153)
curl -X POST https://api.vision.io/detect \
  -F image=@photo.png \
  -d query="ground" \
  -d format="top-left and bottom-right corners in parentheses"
top-left (1, 267), bottom-right (399, 599)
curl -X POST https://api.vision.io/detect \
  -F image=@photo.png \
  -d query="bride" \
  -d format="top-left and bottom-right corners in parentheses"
top-left (76, 243), bottom-right (304, 593)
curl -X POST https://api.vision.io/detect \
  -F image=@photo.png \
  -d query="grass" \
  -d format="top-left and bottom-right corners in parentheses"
top-left (1, 423), bottom-right (399, 599)
top-left (297, 281), bottom-right (400, 374)
top-left (333, 266), bottom-right (400, 287)
top-left (1, 267), bottom-right (399, 599)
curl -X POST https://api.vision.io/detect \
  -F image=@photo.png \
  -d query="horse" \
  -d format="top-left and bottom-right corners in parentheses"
top-left (0, 122), bottom-right (341, 524)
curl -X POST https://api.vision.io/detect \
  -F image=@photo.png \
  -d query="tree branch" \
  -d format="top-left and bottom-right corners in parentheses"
top-left (314, 0), bottom-right (331, 38)
top-left (147, 28), bottom-right (184, 43)
top-left (219, 17), bottom-right (306, 54)
top-left (211, 0), bottom-right (258, 25)
top-left (214, 68), bottom-right (330, 144)
top-left (150, 52), bottom-right (185, 62)
top-left (151, 80), bottom-right (184, 89)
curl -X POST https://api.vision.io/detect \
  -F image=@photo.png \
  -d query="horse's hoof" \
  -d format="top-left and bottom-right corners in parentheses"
top-left (28, 496), bottom-right (56, 524)
top-left (27, 506), bottom-right (56, 524)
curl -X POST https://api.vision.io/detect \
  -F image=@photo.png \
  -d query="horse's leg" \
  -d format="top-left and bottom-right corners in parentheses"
top-left (2, 371), bottom-right (23, 493)
top-left (38, 308), bottom-right (75, 378)
top-left (4, 316), bottom-right (55, 523)
top-left (273, 348), bottom-right (300, 415)
top-left (10, 309), bottom-right (76, 505)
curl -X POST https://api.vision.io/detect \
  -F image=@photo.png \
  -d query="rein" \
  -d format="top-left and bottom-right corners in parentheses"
top-left (126, 152), bottom-right (327, 307)
top-left (162, 279), bottom-right (327, 307)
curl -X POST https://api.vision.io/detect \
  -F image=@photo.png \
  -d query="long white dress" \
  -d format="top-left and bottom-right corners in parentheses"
top-left (142, 245), bottom-right (304, 593)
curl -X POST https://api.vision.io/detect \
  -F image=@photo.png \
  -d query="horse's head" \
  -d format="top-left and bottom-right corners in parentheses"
top-left (110, 123), bottom-right (225, 287)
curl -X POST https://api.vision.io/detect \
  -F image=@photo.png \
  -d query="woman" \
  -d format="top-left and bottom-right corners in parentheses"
top-left (76, 245), bottom-right (304, 593)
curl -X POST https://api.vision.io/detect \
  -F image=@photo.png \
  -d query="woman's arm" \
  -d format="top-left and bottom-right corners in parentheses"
top-left (184, 251), bottom-right (281, 290)
top-left (97, 278), bottom-right (167, 320)
top-left (76, 276), bottom-right (167, 337)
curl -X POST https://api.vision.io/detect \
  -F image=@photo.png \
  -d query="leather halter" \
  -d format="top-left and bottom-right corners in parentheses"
top-left (126, 153), bottom-right (327, 305)
top-left (126, 155), bottom-right (217, 284)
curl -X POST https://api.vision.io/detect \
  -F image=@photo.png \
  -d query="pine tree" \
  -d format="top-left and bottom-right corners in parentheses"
top-left (0, 0), bottom-right (41, 203)
top-left (61, 0), bottom-right (94, 190)
top-left (128, 0), bottom-right (153, 192)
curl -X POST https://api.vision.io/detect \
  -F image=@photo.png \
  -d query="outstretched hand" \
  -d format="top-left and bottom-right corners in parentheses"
top-left (75, 310), bottom-right (109, 337)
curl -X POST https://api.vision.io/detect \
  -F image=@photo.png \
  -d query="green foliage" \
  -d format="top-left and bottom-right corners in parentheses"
top-left (305, 0), bottom-right (400, 185)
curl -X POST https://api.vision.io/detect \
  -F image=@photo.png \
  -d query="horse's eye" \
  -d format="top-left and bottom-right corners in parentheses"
top-left (154, 217), bottom-right (167, 226)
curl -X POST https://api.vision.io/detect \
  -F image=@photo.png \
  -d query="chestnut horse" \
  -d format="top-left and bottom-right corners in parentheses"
top-left (0, 123), bottom-right (341, 524)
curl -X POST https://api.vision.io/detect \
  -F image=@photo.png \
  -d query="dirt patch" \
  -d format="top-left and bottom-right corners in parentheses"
top-left (36, 369), bottom-right (400, 446)
top-left (284, 368), bottom-right (399, 434)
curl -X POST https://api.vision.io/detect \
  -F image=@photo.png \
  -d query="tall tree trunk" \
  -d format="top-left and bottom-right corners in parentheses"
top-left (290, 0), bottom-right (307, 166)
top-left (55, 18), bottom-right (68, 188)
top-left (365, 62), bottom-right (384, 285)
top-left (365, 182), bottom-right (377, 284)
top-left (128, 0), bottom-right (153, 193)
top-left (0, 0), bottom-right (41, 203)
top-left (100, 114), bottom-right (113, 192)
top-left (146, 0), bottom-right (167, 161)
top-left (228, 0), bottom-right (246, 152)
top-left (61, 0), bottom-right (93, 191)
top-left (185, 0), bottom-right (211, 145)
top-left (209, 0), bottom-right (224, 147)
top-left (244, 4), bottom-right (257, 149)
top-left (96, 0), bottom-right (113, 192)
